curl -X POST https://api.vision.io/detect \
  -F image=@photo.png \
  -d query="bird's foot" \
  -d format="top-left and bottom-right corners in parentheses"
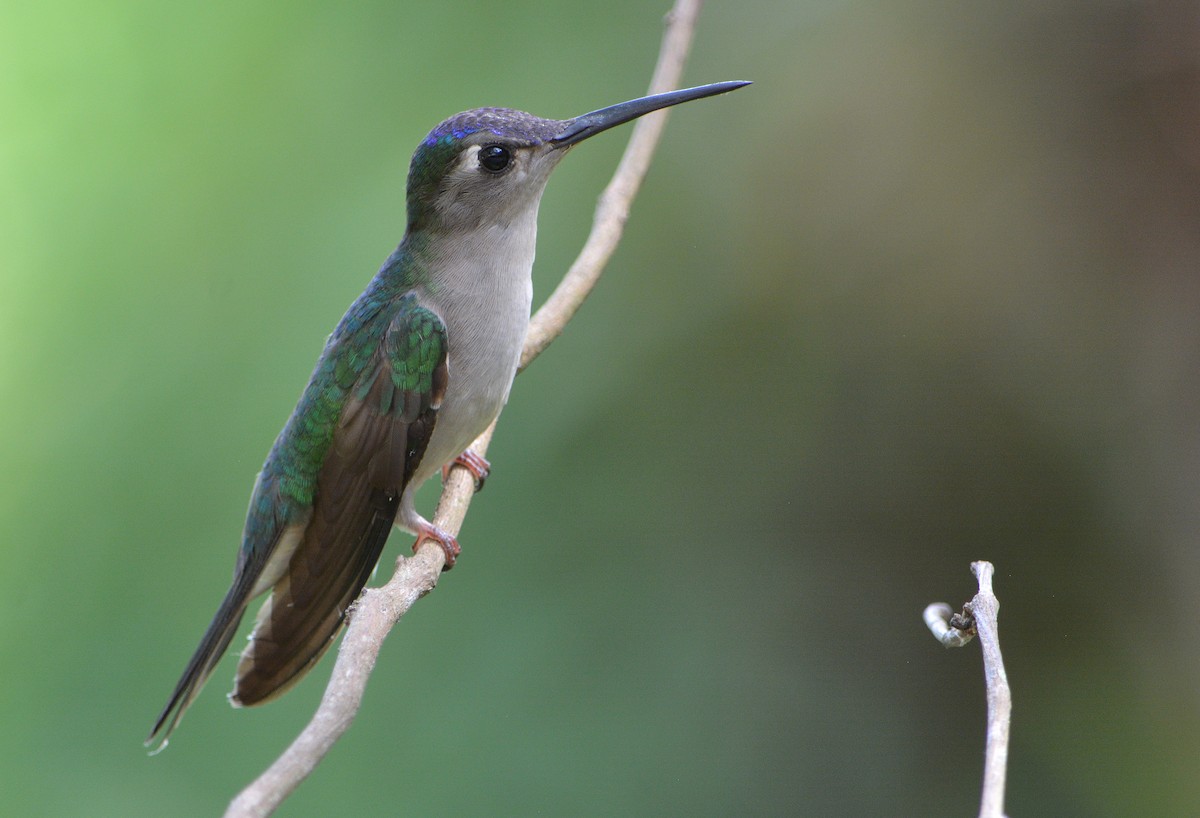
top-left (442, 449), bottom-right (491, 492)
top-left (413, 522), bottom-right (462, 570)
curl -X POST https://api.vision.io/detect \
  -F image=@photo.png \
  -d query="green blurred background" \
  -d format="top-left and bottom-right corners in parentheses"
top-left (3, 0), bottom-right (1197, 815)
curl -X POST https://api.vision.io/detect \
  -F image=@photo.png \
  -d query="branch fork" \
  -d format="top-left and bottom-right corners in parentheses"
top-left (924, 561), bottom-right (1012, 818)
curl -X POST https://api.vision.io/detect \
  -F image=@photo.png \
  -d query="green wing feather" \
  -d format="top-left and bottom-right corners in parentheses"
top-left (233, 298), bottom-right (448, 705)
top-left (147, 293), bottom-right (447, 747)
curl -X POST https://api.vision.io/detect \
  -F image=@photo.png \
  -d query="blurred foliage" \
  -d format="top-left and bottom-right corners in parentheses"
top-left (3, 0), bottom-right (1199, 815)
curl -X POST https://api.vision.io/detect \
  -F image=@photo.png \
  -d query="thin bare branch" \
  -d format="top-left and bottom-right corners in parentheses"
top-left (924, 561), bottom-right (1012, 818)
top-left (969, 561), bottom-right (1011, 818)
top-left (225, 3), bottom-right (705, 815)
top-left (520, 0), bottom-right (704, 370)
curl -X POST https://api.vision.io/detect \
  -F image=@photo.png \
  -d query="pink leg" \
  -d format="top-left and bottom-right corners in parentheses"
top-left (412, 521), bottom-right (462, 569)
top-left (441, 449), bottom-right (491, 492)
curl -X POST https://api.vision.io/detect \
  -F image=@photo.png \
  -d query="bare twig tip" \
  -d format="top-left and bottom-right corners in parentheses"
top-left (971, 560), bottom-right (996, 595)
top-left (925, 561), bottom-right (1011, 818)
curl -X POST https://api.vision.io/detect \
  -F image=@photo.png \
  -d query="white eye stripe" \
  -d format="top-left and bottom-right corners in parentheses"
top-left (452, 145), bottom-right (481, 174)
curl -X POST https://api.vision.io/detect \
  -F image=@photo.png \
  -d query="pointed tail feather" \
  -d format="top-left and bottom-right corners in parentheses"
top-left (145, 577), bottom-right (255, 751)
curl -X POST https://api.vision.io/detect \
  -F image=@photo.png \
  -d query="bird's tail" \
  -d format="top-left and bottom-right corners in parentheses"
top-left (144, 576), bottom-right (253, 752)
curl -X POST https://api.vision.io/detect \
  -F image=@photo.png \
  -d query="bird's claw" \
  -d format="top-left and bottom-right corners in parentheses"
top-left (442, 450), bottom-right (491, 492)
top-left (413, 524), bottom-right (461, 570)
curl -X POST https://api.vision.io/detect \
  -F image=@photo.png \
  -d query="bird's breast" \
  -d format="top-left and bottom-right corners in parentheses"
top-left (410, 221), bottom-right (537, 484)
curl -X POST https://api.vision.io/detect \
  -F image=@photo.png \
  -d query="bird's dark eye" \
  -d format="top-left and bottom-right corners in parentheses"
top-left (478, 144), bottom-right (511, 173)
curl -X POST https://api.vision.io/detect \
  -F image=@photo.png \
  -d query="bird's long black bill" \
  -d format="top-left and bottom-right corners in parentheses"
top-left (551, 80), bottom-right (751, 148)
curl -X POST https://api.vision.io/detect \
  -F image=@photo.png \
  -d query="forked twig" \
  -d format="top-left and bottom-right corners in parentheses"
top-left (924, 561), bottom-right (1012, 818)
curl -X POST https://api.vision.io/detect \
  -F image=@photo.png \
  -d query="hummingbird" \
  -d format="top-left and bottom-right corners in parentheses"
top-left (146, 79), bottom-right (751, 750)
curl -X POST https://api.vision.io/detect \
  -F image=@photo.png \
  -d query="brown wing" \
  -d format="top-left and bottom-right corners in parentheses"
top-left (231, 306), bottom-right (448, 706)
